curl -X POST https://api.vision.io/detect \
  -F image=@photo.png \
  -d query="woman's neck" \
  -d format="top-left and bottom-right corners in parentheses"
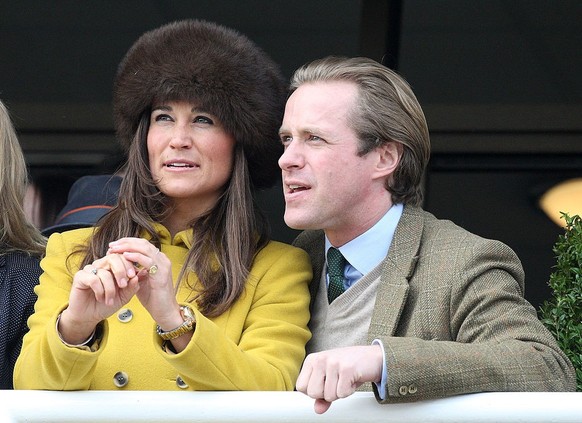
top-left (161, 201), bottom-right (206, 238)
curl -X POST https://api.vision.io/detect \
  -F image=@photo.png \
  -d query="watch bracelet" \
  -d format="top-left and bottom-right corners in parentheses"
top-left (156, 305), bottom-right (196, 341)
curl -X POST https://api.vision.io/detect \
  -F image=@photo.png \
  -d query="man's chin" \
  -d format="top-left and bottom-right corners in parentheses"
top-left (284, 213), bottom-right (316, 231)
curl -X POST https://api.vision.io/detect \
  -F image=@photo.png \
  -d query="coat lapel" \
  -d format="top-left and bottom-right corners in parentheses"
top-left (293, 206), bottom-right (425, 337)
top-left (368, 206), bottom-right (424, 340)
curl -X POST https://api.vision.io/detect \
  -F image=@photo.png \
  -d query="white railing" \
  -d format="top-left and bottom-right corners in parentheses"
top-left (1, 391), bottom-right (581, 423)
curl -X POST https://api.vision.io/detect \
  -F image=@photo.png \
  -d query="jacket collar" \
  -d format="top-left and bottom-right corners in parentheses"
top-left (294, 205), bottom-right (425, 324)
top-left (367, 205), bottom-right (424, 340)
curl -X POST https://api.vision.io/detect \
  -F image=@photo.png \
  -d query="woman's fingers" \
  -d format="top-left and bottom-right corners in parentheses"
top-left (93, 253), bottom-right (136, 287)
top-left (108, 238), bottom-right (161, 275)
top-left (93, 268), bottom-right (116, 305)
top-left (81, 265), bottom-right (105, 301)
top-left (81, 253), bottom-right (139, 307)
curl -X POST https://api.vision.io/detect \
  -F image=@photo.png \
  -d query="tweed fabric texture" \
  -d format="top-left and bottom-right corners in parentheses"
top-left (294, 205), bottom-right (576, 402)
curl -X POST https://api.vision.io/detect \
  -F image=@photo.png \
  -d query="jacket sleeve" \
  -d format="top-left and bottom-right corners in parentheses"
top-left (375, 237), bottom-right (576, 402)
top-left (154, 242), bottom-right (312, 391)
top-left (14, 230), bottom-right (104, 390)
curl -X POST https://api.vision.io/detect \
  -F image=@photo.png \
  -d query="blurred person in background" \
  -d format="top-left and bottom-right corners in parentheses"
top-left (0, 99), bottom-right (46, 389)
top-left (41, 174), bottom-right (122, 237)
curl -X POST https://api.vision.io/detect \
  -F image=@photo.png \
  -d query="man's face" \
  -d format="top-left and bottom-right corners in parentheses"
top-left (278, 81), bottom-right (385, 243)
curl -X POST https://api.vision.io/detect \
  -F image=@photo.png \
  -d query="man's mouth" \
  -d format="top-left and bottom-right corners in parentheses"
top-left (288, 184), bottom-right (309, 194)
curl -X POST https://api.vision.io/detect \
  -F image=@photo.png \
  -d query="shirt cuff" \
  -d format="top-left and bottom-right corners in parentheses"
top-left (371, 338), bottom-right (387, 400)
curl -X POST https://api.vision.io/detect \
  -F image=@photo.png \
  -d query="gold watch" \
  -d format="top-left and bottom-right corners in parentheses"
top-left (156, 305), bottom-right (196, 341)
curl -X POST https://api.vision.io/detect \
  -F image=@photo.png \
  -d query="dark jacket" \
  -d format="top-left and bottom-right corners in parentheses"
top-left (0, 251), bottom-right (42, 389)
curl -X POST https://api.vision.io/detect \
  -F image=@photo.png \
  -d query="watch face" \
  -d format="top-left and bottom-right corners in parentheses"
top-left (180, 305), bottom-right (196, 322)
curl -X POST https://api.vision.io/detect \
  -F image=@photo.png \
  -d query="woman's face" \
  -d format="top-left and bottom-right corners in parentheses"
top-left (147, 101), bottom-right (236, 216)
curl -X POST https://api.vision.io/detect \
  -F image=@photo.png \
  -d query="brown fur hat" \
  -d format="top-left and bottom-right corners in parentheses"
top-left (113, 19), bottom-right (286, 189)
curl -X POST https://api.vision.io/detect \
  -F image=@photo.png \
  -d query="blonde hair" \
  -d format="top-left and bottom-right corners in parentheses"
top-left (0, 100), bottom-right (46, 255)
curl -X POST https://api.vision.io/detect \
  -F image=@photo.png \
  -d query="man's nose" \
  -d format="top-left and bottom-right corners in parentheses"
top-left (278, 141), bottom-right (304, 170)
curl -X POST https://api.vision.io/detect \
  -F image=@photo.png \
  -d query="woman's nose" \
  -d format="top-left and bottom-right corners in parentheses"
top-left (169, 125), bottom-right (193, 149)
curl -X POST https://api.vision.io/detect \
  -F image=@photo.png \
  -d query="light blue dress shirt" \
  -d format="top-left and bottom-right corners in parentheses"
top-left (324, 203), bottom-right (403, 289)
top-left (324, 203), bottom-right (403, 399)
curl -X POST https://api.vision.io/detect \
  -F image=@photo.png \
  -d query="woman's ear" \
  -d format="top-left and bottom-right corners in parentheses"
top-left (373, 141), bottom-right (403, 179)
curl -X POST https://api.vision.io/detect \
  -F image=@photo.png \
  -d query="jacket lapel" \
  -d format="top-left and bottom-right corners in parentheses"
top-left (368, 206), bottom-right (424, 340)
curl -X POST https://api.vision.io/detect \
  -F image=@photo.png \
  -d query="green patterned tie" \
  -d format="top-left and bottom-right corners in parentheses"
top-left (327, 247), bottom-right (347, 303)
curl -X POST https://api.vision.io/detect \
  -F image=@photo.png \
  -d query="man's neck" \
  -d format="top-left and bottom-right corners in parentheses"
top-left (326, 201), bottom-right (394, 247)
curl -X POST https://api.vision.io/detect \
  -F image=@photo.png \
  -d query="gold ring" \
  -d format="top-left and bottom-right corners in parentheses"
top-left (148, 264), bottom-right (158, 275)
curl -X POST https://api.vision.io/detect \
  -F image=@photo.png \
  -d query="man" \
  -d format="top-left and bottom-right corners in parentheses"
top-left (278, 56), bottom-right (575, 413)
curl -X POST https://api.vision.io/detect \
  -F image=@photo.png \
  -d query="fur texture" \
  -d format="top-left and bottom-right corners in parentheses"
top-left (113, 19), bottom-right (286, 189)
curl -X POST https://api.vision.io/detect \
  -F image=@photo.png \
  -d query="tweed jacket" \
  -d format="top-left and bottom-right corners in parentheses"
top-left (14, 224), bottom-right (311, 391)
top-left (0, 251), bottom-right (42, 389)
top-left (294, 205), bottom-right (576, 402)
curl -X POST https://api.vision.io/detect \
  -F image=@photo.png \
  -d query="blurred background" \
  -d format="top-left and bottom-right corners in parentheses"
top-left (1, 0), bottom-right (581, 309)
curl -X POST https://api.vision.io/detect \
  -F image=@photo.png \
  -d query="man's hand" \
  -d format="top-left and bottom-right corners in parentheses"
top-left (296, 345), bottom-right (383, 414)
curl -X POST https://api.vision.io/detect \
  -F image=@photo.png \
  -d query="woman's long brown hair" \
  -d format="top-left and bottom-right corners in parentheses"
top-left (78, 112), bottom-right (270, 317)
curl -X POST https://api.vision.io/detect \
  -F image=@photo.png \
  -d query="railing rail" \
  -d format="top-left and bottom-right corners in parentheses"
top-left (1, 391), bottom-right (581, 423)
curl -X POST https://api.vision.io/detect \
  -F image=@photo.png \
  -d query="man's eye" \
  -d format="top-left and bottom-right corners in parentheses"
top-left (308, 135), bottom-right (322, 142)
top-left (280, 135), bottom-right (292, 144)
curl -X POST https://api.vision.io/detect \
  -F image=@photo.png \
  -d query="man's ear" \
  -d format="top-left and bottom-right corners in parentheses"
top-left (373, 141), bottom-right (403, 179)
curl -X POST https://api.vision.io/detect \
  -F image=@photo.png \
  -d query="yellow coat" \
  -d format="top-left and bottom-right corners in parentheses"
top-left (14, 224), bottom-right (312, 391)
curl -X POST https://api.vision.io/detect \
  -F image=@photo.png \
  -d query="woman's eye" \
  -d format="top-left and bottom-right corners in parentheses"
top-left (194, 116), bottom-right (213, 125)
top-left (154, 113), bottom-right (172, 122)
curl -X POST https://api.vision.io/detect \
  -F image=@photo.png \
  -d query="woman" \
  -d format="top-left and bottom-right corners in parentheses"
top-left (0, 99), bottom-right (46, 389)
top-left (14, 20), bottom-right (312, 391)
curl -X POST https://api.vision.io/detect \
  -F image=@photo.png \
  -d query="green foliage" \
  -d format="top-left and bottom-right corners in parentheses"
top-left (540, 213), bottom-right (582, 391)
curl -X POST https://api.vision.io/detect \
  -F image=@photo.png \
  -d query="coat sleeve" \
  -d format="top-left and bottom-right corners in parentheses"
top-left (154, 242), bottom-right (312, 391)
top-left (375, 236), bottom-right (576, 402)
top-left (13, 230), bottom-right (104, 390)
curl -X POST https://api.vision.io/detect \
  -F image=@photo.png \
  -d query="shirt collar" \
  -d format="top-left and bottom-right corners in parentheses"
top-left (325, 203), bottom-right (403, 276)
